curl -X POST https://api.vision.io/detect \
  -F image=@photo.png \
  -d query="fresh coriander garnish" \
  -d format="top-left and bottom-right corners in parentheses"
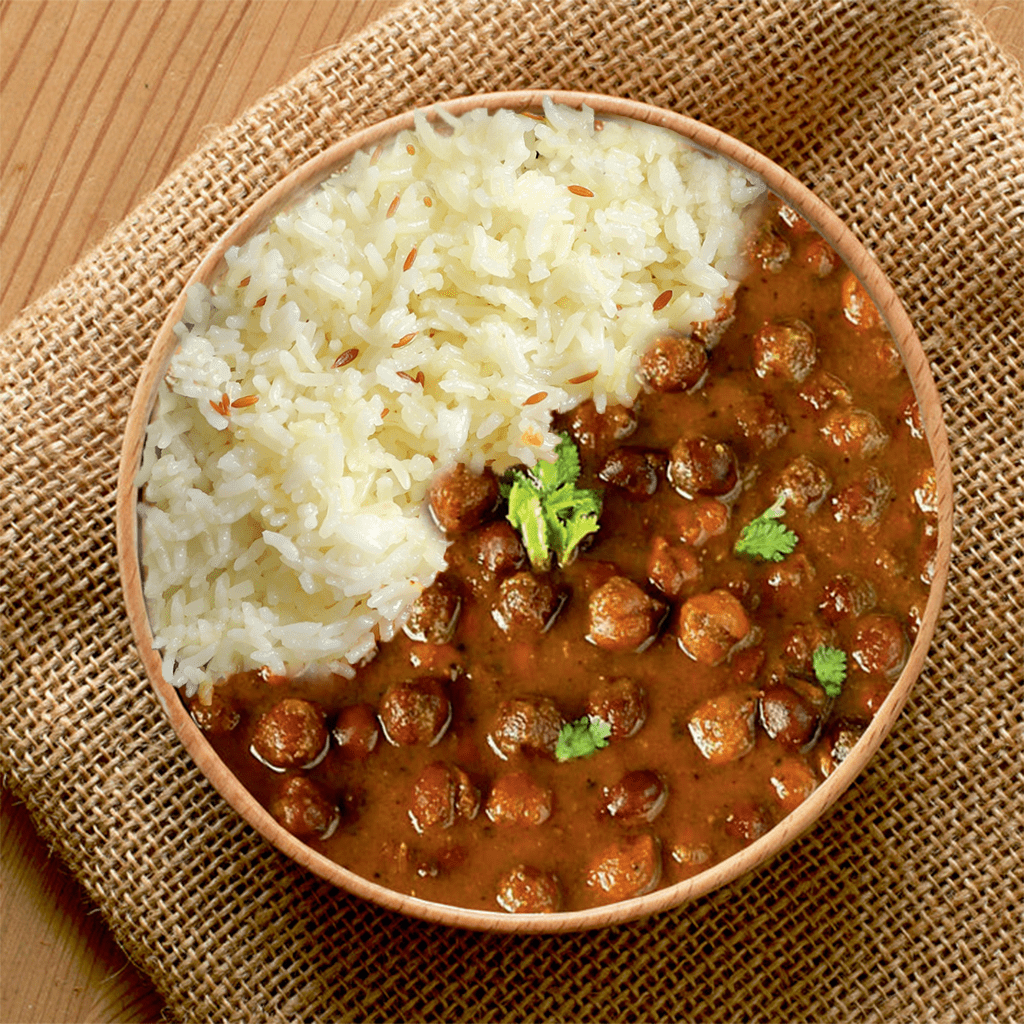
top-left (555, 716), bottom-right (612, 762)
top-left (502, 433), bottom-right (603, 571)
top-left (813, 644), bottom-right (848, 698)
top-left (733, 493), bottom-right (798, 562)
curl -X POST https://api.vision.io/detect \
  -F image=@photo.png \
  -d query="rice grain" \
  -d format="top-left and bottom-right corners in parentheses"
top-left (139, 99), bottom-right (764, 695)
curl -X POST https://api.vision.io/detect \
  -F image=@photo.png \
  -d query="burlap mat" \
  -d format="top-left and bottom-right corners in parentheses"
top-left (3, 0), bottom-right (1022, 1020)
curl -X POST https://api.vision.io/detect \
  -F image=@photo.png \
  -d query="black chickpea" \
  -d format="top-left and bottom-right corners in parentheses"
top-left (189, 190), bottom-right (937, 915)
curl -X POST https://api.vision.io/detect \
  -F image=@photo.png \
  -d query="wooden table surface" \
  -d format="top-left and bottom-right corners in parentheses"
top-left (1, 1), bottom-right (1020, 1021)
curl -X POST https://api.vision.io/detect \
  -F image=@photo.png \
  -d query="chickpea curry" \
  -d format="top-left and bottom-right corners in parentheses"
top-left (188, 198), bottom-right (938, 914)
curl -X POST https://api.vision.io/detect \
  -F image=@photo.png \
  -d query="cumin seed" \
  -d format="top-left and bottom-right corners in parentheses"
top-left (523, 391), bottom-right (548, 406)
top-left (403, 247), bottom-right (417, 271)
top-left (568, 185), bottom-right (595, 197)
top-left (386, 194), bottom-right (401, 218)
top-left (568, 370), bottom-right (599, 385)
top-left (653, 289), bottom-right (673, 311)
top-left (393, 332), bottom-right (417, 349)
top-left (332, 348), bottom-right (359, 368)
top-left (231, 395), bottom-right (259, 408)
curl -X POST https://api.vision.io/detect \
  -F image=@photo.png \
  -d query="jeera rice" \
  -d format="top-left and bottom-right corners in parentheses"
top-left (138, 99), bottom-right (765, 696)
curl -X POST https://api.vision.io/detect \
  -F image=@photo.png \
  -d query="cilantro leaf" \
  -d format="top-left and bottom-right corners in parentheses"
top-left (542, 481), bottom-right (582, 519)
top-left (555, 716), bottom-right (612, 762)
top-left (556, 507), bottom-right (602, 559)
top-left (506, 476), bottom-right (548, 570)
top-left (533, 438), bottom-right (578, 491)
top-left (500, 467), bottom-right (533, 501)
top-left (813, 644), bottom-right (848, 698)
top-left (734, 494), bottom-right (798, 562)
top-left (503, 434), bottom-right (603, 570)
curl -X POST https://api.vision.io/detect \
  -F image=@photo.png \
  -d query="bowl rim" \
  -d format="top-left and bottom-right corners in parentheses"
top-left (116, 88), bottom-right (953, 934)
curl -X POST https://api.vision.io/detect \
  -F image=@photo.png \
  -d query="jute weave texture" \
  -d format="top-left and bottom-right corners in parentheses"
top-left (2, 0), bottom-right (1022, 1020)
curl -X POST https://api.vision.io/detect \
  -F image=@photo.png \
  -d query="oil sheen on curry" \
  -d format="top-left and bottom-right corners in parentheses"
top-left (189, 200), bottom-right (937, 914)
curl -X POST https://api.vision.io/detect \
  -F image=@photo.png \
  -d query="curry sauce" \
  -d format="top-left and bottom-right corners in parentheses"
top-left (189, 199), bottom-right (936, 913)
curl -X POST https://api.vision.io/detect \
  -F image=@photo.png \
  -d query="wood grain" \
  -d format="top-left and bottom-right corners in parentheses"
top-left (1, 796), bottom-right (164, 1024)
top-left (0, 0), bottom-right (403, 329)
top-left (0, 0), bottom-right (1019, 1021)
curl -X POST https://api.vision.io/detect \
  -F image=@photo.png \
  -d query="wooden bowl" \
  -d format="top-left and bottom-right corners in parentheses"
top-left (116, 90), bottom-right (952, 932)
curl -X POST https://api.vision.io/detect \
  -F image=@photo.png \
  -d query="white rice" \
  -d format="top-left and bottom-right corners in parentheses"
top-left (138, 98), bottom-right (765, 696)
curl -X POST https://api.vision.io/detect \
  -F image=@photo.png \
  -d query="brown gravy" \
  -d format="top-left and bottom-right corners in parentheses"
top-left (191, 199), bottom-right (936, 913)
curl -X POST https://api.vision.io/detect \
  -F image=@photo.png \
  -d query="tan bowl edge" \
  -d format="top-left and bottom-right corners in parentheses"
top-left (116, 90), bottom-right (953, 934)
